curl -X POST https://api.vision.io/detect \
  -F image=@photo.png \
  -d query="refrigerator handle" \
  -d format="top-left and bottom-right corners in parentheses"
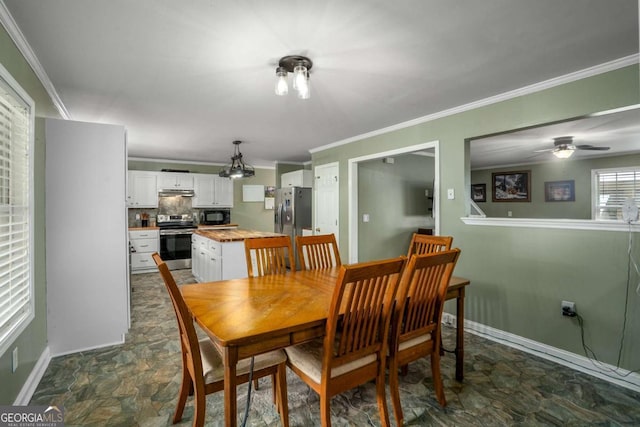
top-left (277, 203), bottom-right (284, 233)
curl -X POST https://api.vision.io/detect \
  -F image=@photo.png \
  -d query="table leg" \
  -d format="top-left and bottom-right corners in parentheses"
top-left (455, 288), bottom-right (465, 382)
top-left (224, 347), bottom-right (239, 427)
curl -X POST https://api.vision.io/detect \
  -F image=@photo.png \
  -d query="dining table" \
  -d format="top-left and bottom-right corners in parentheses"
top-left (181, 267), bottom-right (470, 427)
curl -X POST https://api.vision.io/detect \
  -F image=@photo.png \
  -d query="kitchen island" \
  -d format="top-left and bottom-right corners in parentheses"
top-left (191, 229), bottom-right (285, 282)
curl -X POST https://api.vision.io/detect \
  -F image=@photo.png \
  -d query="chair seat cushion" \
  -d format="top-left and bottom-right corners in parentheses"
top-left (199, 339), bottom-right (286, 383)
top-left (399, 333), bottom-right (431, 352)
top-left (285, 338), bottom-right (377, 384)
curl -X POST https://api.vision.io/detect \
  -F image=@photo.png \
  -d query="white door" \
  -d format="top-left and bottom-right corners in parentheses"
top-left (314, 162), bottom-right (339, 241)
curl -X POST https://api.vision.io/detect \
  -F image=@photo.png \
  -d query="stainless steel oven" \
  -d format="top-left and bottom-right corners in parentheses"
top-left (158, 214), bottom-right (195, 270)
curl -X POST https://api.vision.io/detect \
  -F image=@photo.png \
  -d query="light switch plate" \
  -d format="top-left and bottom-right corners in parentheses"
top-left (362, 214), bottom-right (370, 223)
top-left (447, 189), bottom-right (455, 199)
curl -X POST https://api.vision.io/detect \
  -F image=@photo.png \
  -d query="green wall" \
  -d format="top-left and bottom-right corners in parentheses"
top-left (128, 160), bottom-right (275, 231)
top-left (274, 162), bottom-right (308, 188)
top-left (312, 65), bottom-right (640, 371)
top-left (358, 154), bottom-right (435, 260)
top-left (472, 153), bottom-right (640, 218)
top-left (0, 28), bottom-right (61, 403)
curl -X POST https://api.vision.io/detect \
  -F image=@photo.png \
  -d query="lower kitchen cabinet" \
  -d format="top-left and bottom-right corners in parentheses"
top-left (130, 229), bottom-right (159, 273)
top-left (191, 233), bottom-right (246, 282)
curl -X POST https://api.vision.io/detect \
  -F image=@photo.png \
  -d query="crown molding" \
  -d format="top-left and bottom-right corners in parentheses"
top-left (128, 156), bottom-right (276, 169)
top-left (0, 1), bottom-right (70, 119)
top-left (310, 54), bottom-right (639, 154)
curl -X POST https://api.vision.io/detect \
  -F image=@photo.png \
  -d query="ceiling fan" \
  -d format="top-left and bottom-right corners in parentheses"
top-left (535, 136), bottom-right (610, 159)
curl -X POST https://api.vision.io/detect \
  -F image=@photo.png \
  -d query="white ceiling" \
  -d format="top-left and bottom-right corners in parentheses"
top-left (3, 0), bottom-right (638, 168)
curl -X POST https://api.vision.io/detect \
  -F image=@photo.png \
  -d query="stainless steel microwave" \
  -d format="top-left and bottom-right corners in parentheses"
top-left (200, 209), bottom-right (231, 225)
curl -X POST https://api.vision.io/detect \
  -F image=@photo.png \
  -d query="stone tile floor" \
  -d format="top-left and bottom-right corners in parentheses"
top-left (30, 270), bottom-right (640, 426)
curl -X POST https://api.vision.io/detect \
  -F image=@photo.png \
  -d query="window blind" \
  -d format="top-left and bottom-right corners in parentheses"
top-left (594, 168), bottom-right (640, 220)
top-left (0, 68), bottom-right (33, 357)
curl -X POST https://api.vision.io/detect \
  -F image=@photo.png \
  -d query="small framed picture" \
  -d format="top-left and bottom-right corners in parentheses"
top-left (545, 180), bottom-right (575, 202)
top-left (492, 170), bottom-right (531, 202)
top-left (471, 183), bottom-right (486, 202)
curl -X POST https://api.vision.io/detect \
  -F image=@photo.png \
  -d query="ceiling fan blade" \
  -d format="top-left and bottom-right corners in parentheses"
top-left (576, 145), bottom-right (610, 151)
top-left (533, 148), bottom-right (555, 153)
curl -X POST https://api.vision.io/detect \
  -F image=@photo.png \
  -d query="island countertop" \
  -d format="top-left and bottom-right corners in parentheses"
top-left (195, 228), bottom-right (285, 242)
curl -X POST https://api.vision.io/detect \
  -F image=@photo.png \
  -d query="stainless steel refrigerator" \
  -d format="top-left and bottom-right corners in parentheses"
top-left (275, 187), bottom-right (312, 269)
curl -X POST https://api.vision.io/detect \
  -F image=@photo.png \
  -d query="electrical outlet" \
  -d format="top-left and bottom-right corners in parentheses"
top-left (12, 347), bottom-right (18, 372)
top-left (561, 300), bottom-right (576, 317)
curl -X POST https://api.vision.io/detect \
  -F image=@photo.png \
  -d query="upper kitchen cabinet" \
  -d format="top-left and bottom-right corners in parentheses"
top-left (192, 174), bottom-right (234, 207)
top-left (281, 169), bottom-right (313, 188)
top-left (128, 171), bottom-right (158, 207)
top-left (157, 172), bottom-right (194, 190)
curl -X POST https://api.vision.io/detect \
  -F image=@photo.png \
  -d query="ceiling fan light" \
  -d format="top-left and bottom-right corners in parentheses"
top-left (553, 146), bottom-right (575, 159)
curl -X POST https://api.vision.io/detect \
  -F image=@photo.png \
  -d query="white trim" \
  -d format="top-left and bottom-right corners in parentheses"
top-left (50, 338), bottom-right (125, 358)
top-left (460, 216), bottom-right (640, 232)
top-left (128, 156), bottom-right (276, 170)
top-left (348, 141), bottom-right (439, 263)
top-left (13, 346), bottom-right (51, 405)
top-left (0, 1), bottom-right (70, 119)
top-left (310, 55), bottom-right (638, 155)
top-left (450, 315), bottom-right (640, 394)
top-left (0, 61), bottom-right (36, 359)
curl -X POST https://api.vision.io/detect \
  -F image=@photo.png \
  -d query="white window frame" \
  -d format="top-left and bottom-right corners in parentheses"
top-left (592, 166), bottom-right (640, 221)
top-left (0, 63), bottom-right (35, 358)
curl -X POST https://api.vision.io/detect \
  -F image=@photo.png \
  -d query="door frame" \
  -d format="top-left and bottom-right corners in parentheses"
top-left (347, 140), bottom-right (439, 263)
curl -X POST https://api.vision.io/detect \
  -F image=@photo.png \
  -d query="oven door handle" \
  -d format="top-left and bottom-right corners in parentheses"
top-left (159, 229), bottom-right (195, 236)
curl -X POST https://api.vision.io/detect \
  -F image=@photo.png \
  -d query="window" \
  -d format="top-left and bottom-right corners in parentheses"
top-left (593, 167), bottom-right (640, 221)
top-left (0, 64), bottom-right (34, 357)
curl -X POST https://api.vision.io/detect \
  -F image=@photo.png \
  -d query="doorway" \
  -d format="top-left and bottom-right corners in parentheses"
top-left (347, 141), bottom-right (439, 263)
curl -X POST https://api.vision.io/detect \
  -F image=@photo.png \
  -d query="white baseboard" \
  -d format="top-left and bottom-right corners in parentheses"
top-left (13, 346), bottom-right (51, 405)
top-left (445, 314), bottom-right (640, 394)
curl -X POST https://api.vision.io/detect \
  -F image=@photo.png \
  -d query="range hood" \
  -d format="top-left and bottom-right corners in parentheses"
top-left (158, 189), bottom-right (195, 197)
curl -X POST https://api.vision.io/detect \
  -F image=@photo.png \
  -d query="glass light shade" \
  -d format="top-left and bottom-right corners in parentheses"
top-left (553, 146), bottom-right (575, 159)
top-left (275, 68), bottom-right (288, 96)
top-left (297, 77), bottom-right (310, 99)
top-left (293, 64), bottom-right (307, 90)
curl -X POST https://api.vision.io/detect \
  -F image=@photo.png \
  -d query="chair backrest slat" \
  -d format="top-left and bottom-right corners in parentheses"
top-left (407, 234), bottom-right (453, 258)
top-left (296, 234), bottom-right (341, 271)
top-left (325, 257), bottom-right (406, 373)
top-left (244, 236), bottom-right (293, 277)
top-left (395, 249), bottom-right (461, 341)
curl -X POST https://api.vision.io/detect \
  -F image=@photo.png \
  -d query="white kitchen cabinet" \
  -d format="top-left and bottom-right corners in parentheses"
top-left (281, 169), bottom-right (313, 188)
top-left (158, 172), bottom-right (194, 190)
top-left (129, 229), bottom-right (159, 273)
top-left (191, 234), bottom-right (245, 282)
top-left (215, 176), bottom-right (234, 207)
top-left (192, 173), bottom-right (234, 208)
top-left (128, 171), bottom-right (158, 207)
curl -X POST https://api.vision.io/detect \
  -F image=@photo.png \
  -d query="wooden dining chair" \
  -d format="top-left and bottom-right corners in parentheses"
top-left (388, 249), bottom-right (461, 426)
top-left (244, 236), bottom-right (293, 277)
top-left (295, 233), bottom-right (341, 270)
top-left (151, 253), bottom-right (289, 427)
top-left (285, 256), bottom-right (407, 427)
top-left (406, 233), bottom-right (453, 257)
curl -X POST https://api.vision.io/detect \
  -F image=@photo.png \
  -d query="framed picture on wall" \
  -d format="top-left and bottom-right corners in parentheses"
top-left (545, 180), bottom-right (575, 202)
top-left (471, 183), bottom-right (486, 202)
top-left (492, 170), bottom-right (530, 202)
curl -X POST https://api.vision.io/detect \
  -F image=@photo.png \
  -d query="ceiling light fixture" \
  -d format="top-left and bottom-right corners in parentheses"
top-left (274, 55), bottom-right (312, 99)
top-left (218, 140), bottom-right (255, 179)
top-left (552, 145), bottom-right (576, 159)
